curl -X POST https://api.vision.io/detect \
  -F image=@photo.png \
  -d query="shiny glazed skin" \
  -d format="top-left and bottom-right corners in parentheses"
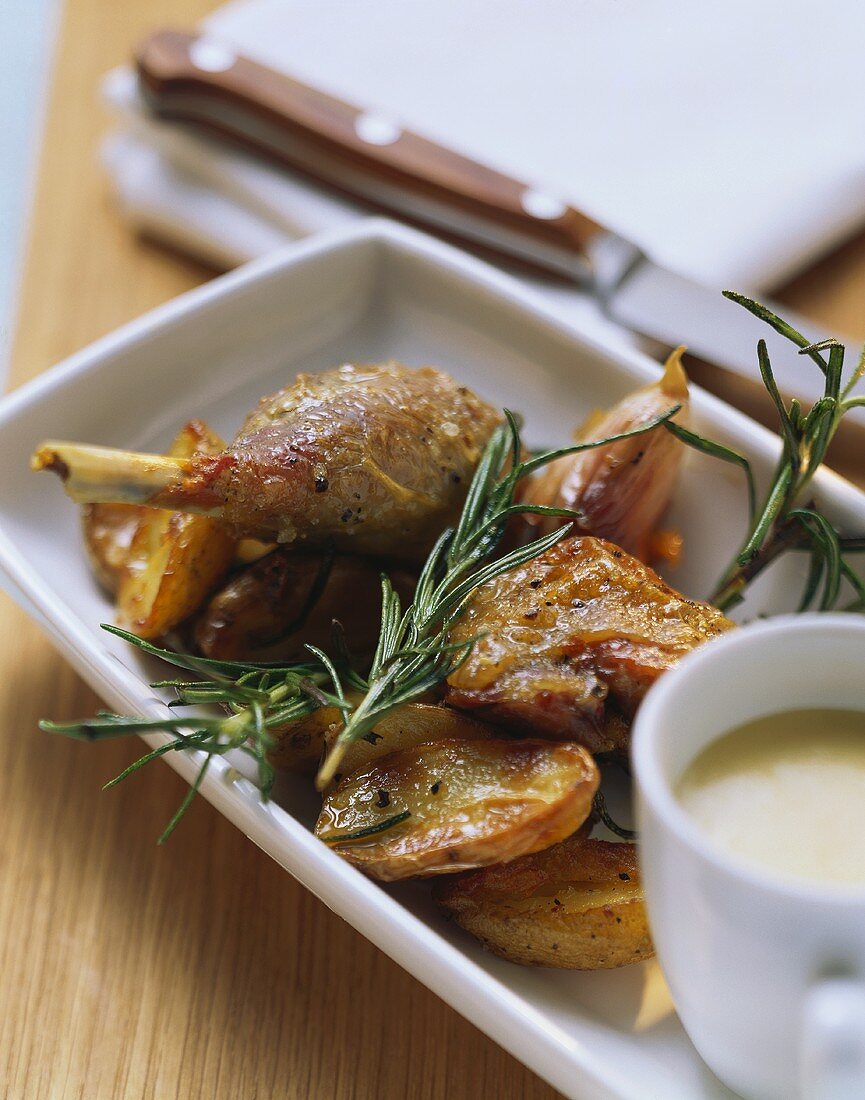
top-left (315, 738), bottom-right (599, 881)
top-left (184, 362), bottom-right (501, 557)
top-left (193, 547), bottom-right (416, 662)
top-left (80, 503), bottom-right (143, 595)
top-left (446, 536), bottom-right (732, 751)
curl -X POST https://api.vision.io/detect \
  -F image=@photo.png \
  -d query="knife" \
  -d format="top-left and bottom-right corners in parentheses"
top-left (135, 29), bottom-right (864, 437)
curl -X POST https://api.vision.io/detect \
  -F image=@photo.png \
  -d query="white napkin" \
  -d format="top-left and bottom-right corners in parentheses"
top-left (102, 66), bottom-right (357, 270)
top-left (101, 66), bottom-right (637, 345)
top-left (102, 0), bottom-right (865, 291)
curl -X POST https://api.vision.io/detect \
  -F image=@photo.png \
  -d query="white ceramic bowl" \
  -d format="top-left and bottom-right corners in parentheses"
top-left (634, 615), bottom-right (865, 1100)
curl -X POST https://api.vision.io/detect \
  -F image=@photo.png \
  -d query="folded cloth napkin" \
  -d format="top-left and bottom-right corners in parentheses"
top-left (102, 66), bottom-right (357, 271)
top-left (101, 65), bottom-right (639, 347)
top-left (101, 0), bottom-right (865, 295)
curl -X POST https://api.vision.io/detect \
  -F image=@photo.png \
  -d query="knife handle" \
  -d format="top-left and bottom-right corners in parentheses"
top-left (136, 29), bottom-right (604, 279)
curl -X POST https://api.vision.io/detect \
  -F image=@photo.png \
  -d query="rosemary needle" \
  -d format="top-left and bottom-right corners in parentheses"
top-left (319, 810), bottom-right (412, 845)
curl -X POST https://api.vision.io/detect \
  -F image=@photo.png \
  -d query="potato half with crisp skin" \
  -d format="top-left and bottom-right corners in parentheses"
top-left (270, 701), bottom-right (495, 776)
top-left (434, 836), bottom-right (652, 969)
top-left (321, 703), bottom-right (496, 788)
top-left (81, 502), bottom-right (145, 595)
top-left (446, 535), bottom-right (732, 752)
top-left (315, 738), bottom-right (599, 881)
top-left (116, 421), bottom-right (236, 639)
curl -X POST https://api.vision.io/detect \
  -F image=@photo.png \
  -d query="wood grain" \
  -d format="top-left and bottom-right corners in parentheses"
top-left (0, 1), bottom-right (561, 1098)
top-left (3, 1), bottom-right (865, 1098)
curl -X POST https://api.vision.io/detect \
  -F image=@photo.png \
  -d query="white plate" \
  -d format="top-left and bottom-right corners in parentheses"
top-left (1, 220), bottom-right (863, 1100)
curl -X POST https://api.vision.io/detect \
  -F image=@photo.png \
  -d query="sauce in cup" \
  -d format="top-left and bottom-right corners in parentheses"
top-left (677, 708), bottom-right (865, 886)
top-left (633, 616), bottom-right (865, 1100)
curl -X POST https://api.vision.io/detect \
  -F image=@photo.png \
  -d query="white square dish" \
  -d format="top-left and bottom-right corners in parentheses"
top-left (2, 220), bottom-right (864, 1100)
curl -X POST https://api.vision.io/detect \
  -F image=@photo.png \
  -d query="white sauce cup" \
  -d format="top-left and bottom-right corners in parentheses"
top-left (633, 613), bottom-right (865, 1100)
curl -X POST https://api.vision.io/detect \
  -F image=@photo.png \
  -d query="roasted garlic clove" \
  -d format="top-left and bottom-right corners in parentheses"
top-left (518, 347), bottom-right (689, 561)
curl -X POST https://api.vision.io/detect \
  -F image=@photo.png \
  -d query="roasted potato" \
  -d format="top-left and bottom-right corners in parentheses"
top-left (315, 738), bottom-right (599, 881)
top-left (81, 502), bottom-right (144, 594)
top-left (193, 549), bottom-right (416, 663)
top-left (81, 496), bottom-right (264, 601)
top-left (322, 703), bottom-right (496, 787)
top-left (270, 700), bottom-right (493, 776)
top-left (434, 836), bottom-right (652, 969)
top-left (267, 697), bottom-right (359, 773)
top-left (446, 535), bottom-right (732, 752)
top-left (116, 420), bottom-right (236, 639)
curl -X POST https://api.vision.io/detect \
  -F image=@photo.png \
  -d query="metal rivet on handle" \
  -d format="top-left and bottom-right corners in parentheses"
top-left (520, 189), bottom-right (568, 220)
top-left (189, 39), bottom-right (238, 73)
top-left (354, 113), bottom-right (402, 146)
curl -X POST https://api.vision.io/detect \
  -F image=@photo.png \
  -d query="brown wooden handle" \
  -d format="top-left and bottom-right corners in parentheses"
top-left (135, 29), bottom-right (604, 277)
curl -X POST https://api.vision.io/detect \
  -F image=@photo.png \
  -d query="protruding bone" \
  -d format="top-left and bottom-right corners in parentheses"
top-left (31, 441), bottom-right (220, 513)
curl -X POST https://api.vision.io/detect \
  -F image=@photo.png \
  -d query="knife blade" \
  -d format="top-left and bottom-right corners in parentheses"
top-left (135, 29), bottom-right (864, 434)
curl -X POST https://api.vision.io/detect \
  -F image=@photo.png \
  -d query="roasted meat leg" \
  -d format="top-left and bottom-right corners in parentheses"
top-left (446, 535), bottom-right (732, 752)
top-left (32, 363), bottom-right (501, 559)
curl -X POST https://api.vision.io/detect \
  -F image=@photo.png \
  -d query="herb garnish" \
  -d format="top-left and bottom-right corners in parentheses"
top-left (42, 408), bottom-right (679, 835)
top-left (319, 809), bottom-right (411, 844)
top-left (40, 296), bottom-right (865, 838)
top-left (41, 637), bottom-right (342, 842)
top-left (315, 407), bottom-right (681, 787)
top-left (593, 790), bottom-right (638, 841)
top-left (661, 293), bottom-right (865, 613)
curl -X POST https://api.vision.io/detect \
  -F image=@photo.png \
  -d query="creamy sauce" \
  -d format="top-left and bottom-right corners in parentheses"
top-left (677, 709), bottom-right (865, 886)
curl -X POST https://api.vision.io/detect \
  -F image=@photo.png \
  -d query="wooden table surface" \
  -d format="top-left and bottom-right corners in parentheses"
top-left (2, 2), bottom-right (864, 1097)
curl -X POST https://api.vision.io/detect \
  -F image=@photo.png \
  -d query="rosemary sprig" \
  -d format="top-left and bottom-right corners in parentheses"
top-left (664, 293), bottom-right (865, 613)
top-left (42, 405), bottom-right (681, 834)
top-left (314, 406), bottom-right (681, 787)
top-left (41, 630), bottom-right (344, 841)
